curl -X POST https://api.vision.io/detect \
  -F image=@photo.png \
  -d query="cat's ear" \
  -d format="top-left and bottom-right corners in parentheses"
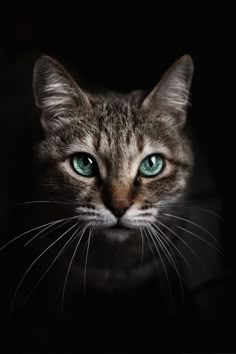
top-left (33, 55), bottom-right (91, 131)
top-left (141, 55), bottom-right (193, 127)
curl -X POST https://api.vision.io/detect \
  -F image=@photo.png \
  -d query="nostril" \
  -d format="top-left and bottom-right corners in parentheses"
top-left (104, 200), bottom-right (133, 218)
top-left (110, 206), bottom-right (128, 218)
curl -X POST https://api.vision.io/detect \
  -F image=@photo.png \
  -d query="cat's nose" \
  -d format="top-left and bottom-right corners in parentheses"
top-left (109, 205), bottom-right (129, 218)
top-left (103, 182), bottom-right (133, 218)
top-left (106, 200), bottom-right (132, 218)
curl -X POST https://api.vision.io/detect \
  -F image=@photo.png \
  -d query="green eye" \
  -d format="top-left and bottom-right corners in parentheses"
top-left (139, 154), bottom-right (164, 177)
top-left (72, 153), bottom-right (97, 177)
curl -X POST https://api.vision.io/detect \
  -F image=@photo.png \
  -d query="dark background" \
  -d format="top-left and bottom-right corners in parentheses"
top-left (0, 3), bottom-right (235, 352)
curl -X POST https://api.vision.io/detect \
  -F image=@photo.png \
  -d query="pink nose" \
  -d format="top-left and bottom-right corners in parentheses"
top-left (103, 183), bottom-right (133, 217)
top-left (107, 200), bottom-right (132, 217)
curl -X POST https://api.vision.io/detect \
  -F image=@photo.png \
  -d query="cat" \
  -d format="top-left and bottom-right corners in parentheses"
top-left (2, 53), bottom-right (225, 352)
top-left (26, 53), bottom-right (194, 294)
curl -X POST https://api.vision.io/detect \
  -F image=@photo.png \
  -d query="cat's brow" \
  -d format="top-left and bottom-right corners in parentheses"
top-left (168, 157), bottom-right (192, 168)
top-left (141, 139), bottom-right (171, 158)
top-left (65, 136), bottom-right (95, 155)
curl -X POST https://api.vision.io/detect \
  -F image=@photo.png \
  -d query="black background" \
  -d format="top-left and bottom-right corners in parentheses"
top-left (0, 3), bottom-right (235, 352)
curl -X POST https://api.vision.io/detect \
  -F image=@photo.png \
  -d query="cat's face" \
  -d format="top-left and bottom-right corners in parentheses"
top-left (33, 55), bottom-right (193, 243)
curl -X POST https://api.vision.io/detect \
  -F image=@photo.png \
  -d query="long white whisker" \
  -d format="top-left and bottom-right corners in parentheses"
top-left (148, 223), bottom-right (184, 301)
top-left (163, 213), bottom-right (222, 248)
top-left (151, 199), bottom-right (201, 209)
top-left (145, 226), bottom-right (170, 286)
top-left (23, 224), bottom-right (81, 306)
top-left (153, 222), bottom-right (198, 271)
top-left (13, 200), bottom-right (74, 207)
top-left (9, 223), bottom-right (77, 319)
top-left (139, 228), bottom-right (144, 269)
top-left (24, 217), bottom-right (76, 247)
top-left (150, 201), bottom-right (223, 220)
top-left (61, 223), bottom-right (89, 312)
top-left (0, 217), bottom-right (76, 253)
top-left (142, 228), bottom-right (159, 271)
top-left (84, 226), bottom-right (95, 296)
top-left (199, 208), bottom-right (223, 220)
top-left (149, 223), bottom-right (177, 272)
top-left (5, 199), bottom-right (94, 212)
top-left (177, 225), bottom-right (224, 256)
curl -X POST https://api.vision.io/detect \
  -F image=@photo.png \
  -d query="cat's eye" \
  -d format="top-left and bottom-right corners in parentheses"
top-left (139, 154), bottom-right (164, 177)
top-left (71, 153), bottom-right (97, 177)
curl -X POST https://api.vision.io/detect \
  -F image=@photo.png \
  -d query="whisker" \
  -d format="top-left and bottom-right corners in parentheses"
top-left (139, 228), bottom-right (144, 269)
top-left (148, 223), bottom-right (178, 272)
top-left (23, 224), bottom-right (81, 306)
top-left (150, 201), bottom-right (223, 220)
top-left (61, 223), bottom-right (90, 312)
top-left (148, 223), bottom-right (184, 302)
top-left (151, 198), bottom-right (218, 209)
top-left (0, 217), bottom-right (76, 253)
top-left (3, 199), bottom-right (94, 212)
top-left (163, 213), bottom-right (222, 248)
top-left (84, 226), bottom-right (96, 296)
top-left (177, 225), bottom-right (224, 256)
top-left (13, 200), bottom-right (74, 207)
top-left (199, 208), bottom-right (223, 220)
top-left (152, 200), bottom-right (196, 208)
top-left (142, 228), bottom-right (159, 272)
top-left (145, 226), bottom-right (170, 286)
top-left (9, 223), bottom-right (78, 319)
top-left (153, 221), bottom-right (202, 271)
top-left (156, 217), bottom-right (223, 259)
top-left (24, 217), bottom-right (76, 247)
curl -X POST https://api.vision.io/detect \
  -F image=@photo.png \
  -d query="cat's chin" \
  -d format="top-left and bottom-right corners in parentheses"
top-left (101, 227), bottom-right (136, 242)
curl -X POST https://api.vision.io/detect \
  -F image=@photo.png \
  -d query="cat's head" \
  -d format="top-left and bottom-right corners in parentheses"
top-left (33, 55), bottom-right (193, 242)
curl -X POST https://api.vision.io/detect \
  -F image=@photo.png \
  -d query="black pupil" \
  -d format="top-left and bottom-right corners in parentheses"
top-left (148, 156), bottom-right (154, 167)
top-left (83, 156), bottom-right (91, 166)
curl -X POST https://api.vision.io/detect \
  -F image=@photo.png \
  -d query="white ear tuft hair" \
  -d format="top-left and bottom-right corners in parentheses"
top-left (33, 55), bottom-right (91, 131)
top-left (141, 55), bottom-right (194, 126)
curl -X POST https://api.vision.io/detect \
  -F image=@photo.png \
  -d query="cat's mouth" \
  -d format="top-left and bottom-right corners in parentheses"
top-left (110, 223), bottom-right (129, 230)
top-left (102, 222), bottom-right (135, 241)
